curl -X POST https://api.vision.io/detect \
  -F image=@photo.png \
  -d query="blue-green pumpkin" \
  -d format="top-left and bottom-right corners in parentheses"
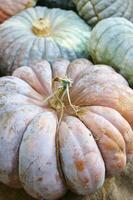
top-left (73, 0), bottom-right (133, 26)
top-left (89, 17), bottom-right (133, 87)
top-left (0, 6), bottom-right (91, 75)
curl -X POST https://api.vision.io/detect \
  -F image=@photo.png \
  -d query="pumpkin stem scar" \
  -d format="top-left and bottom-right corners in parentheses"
top-left (43, 76), bottom-right (81, 124)
top-left (32, 18), bottom-right (51, 37)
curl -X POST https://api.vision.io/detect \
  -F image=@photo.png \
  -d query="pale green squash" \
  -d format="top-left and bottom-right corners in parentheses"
top-left (89, 17), bottom-right (133, 87)
top-left (0, 6), bottom-right (91, 75)
top-left (73, 0), bottom-right (133, 26)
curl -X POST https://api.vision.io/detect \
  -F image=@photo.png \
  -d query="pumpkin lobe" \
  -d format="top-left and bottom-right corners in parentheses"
top-left (32, 18), bottom-right (51, 37)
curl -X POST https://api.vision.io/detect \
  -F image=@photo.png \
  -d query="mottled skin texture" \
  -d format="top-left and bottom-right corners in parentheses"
top-left (19, 111), bottom-right (66, 199)
top-left (59, 116), bottom-right (105, 195)
top-left (0, 0), bottom-right (37, 23)
top-left (84, 106), bottom-right (133, 161)
top-left (0, 58), bottom-right (133, 199)
top-left (0, 105), bottom-right (44, 188)
top-left (89, 17), bottom-right (133, 87)
top-left (0, 6), bottom-right (91, 75)
top-left (73, 0), bottom-right (133, 26)
top-left (37, 0), bottom-right (75, 10)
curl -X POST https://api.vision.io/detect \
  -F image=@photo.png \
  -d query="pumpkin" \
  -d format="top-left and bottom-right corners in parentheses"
top-left (89, 17), bottom-right (133, 87)
top-left (0, 58), bottom-right (133, 199)
top-left (0, 0), bottom-right (37, 24)
top-left (0, 6), bottom-right (91, 76)
top-left (37, 0), bottom-right (75, 10)
top-left (73, 0), bottom-right (133, 26)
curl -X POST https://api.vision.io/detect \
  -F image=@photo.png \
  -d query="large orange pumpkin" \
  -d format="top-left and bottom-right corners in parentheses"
top-left (0, 58), bottom-right (133, 199)
top-left (0, 0), bottom-right (37, 23)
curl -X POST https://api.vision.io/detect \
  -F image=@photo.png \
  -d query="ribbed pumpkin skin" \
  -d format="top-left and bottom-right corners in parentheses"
top-left (37, 0), bottom-right (75, 10)
top-left (0, 0), bottom-right (37, 24)
top-left (73, 0), bottom-right (133, 26)
top-left (0, 6), bottom-right (91, 75)
top-left (0, 58), bottom-right (133, 199)
top-left (89, 17), bottom-right (133, 87)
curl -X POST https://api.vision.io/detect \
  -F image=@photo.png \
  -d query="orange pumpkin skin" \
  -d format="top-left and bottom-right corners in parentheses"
top-left (0, 58), bottom-right (133, 199)
top-left (0, 0), bottom-right (37, 23)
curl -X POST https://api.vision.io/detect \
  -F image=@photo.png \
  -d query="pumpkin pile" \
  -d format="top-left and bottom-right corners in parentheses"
top-left (0, 1), bottom-right (133, 200)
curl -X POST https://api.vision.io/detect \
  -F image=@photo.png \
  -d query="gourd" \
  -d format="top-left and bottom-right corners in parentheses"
top-left (0, 0), bottom-right (37, 24)
top-left (0, 58), bottom-right (133, 200)
top-left (89, 17), bottom-right (133, 87)
top-left (0, 6), bottom-right (91, 75)
top-left (37, 0), bottom-right (75, 10)
top-left (73, 0), bottom-right (133, 26)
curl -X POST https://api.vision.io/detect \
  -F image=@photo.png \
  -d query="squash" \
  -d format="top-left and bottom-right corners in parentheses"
top-left (37, 0), bottom-right (75, 10)
top-left (73, 0), bottom-right (133, 26)
top-left (0, 0), bottom-right (37, 24)
top-left (89, 17), bottom-right (133, 87)
top-left (0, 6), bottom-right (91, 75)
top-left (0, 58), bottom-right (133, 199)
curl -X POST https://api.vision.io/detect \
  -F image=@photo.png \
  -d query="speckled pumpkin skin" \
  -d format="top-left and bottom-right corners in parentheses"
top-left (0, 58), bottom-right (133, 199)
top-left (37, 0), bottom-right (75, 10)
top-left (0, 6), bottom-right (91, 75)
top-left (89, 17), bottom-right (133, 87)
top-left (73, 0), bottom-right (133, 26)
top-left (0, 0), bottom-right (37, 24)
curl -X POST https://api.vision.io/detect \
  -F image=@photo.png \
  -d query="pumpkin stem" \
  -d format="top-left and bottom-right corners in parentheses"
top-left (66, 83), bottom-right (80, 116)
top-left (52, 76), bottom-right (80, 116)
top-left (43, 76), bottom-right (81, 123)
top-left (32, 18), bottom-right (51, 37)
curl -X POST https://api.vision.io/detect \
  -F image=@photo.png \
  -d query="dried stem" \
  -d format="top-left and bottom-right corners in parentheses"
top-left (43, 76), bottom-right (81, 125)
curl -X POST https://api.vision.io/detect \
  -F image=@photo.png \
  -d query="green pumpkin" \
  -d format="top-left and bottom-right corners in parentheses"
top-left (0, 6), bottom-right (91, 75)
top-left (73, 0), bottom-right (133, 26)
top-left (89, 17), bottom-right (133, 87)
top-left (37, 0), bottom-right (75, 10)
